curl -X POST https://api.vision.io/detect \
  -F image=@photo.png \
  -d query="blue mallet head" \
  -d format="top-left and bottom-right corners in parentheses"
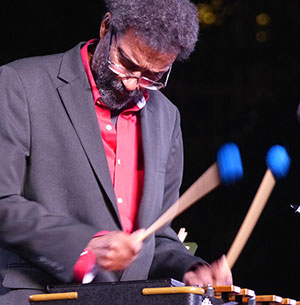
top-left (217, 143), bottom-right (244, 185)
top-left (266, 145), bottom-right (290, 179)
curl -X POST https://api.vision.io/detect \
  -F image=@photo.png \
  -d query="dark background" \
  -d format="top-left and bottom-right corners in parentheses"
top-left (1, 0), bottom-right (299, 300)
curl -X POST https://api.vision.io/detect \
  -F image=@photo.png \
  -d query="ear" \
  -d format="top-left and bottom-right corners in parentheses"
top-left (100, 12), bottom-right (112, 39)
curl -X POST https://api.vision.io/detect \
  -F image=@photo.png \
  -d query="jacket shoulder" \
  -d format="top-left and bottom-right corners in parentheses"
top-left (3, 42), bottom-right (84, 82)
top-left (5, 52), bottom-right (63, 77)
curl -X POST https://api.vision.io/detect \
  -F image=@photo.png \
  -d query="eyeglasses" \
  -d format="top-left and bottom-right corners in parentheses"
top-left (107, 30), bottom-right (172, 91)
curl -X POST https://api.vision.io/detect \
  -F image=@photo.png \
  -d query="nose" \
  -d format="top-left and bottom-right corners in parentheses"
top-left (122, 71), bottom-right (141, 91)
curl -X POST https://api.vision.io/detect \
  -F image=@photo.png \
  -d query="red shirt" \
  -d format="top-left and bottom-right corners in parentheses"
top-left (81, 39), bottom-right (147, 233)
top-left (74, 40), bottom-right (148, 282)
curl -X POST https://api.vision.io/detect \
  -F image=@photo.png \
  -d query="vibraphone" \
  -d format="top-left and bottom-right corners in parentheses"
top-left (28, 279), bottom-right (300, 305)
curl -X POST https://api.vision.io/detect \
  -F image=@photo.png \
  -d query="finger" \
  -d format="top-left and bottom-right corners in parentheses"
top-left (100, 253), bottom-right (138, 271)
top-left (195, 266), bottom-right (214, 286)
top-left (183, 271), bottom-right (201, 286)
top-left (211, 255), bottom-right (233, 286)
top-left (184, 265), bottom-right (214, 286)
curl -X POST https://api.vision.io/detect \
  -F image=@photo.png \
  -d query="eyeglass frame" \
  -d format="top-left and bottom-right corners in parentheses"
top-left (107, 29), bottom-right (172, 90)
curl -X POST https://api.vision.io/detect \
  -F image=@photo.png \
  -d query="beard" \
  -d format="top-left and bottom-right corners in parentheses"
top-left (91, 36), bottom-right (144, 111)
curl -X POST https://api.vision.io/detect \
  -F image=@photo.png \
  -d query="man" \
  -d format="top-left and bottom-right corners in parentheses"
top-left (0, 0), bottom-right (231, 304)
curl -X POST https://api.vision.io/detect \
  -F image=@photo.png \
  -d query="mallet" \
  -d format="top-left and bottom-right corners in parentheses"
top-left (139, 143), bottom-right (244, 241)
top-left (226, 145), bottom-right (290, 269)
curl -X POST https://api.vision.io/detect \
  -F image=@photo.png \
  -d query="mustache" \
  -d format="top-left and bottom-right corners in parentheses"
top-left (93, 61), bottom-right (138, 97)
top-left (97, 65), bottom-right (142, 93)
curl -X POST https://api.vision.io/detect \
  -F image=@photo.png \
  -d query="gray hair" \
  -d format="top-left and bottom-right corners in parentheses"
top-left (104, 0), bottom-right (199, 61)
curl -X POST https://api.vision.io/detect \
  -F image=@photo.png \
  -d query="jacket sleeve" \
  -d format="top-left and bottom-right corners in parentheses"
top-left (0, 65), bottom-right (98, 283)
top-left (148, 107), bottom-right (208, 281)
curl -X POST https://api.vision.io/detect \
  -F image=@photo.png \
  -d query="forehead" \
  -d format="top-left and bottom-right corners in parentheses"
top-left (116, 28), bottom-right (178, 72)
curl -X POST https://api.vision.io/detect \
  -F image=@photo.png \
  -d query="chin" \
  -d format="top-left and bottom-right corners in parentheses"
top-left (99, 89), bottom-right (133, 110)
top-left (98, 77), bottom-right (144, 111)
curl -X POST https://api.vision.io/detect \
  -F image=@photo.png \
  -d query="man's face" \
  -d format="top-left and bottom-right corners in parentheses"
top-left (91, 28), bottom-right (177, 110)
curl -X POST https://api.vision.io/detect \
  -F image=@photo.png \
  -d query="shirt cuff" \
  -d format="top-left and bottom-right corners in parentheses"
top-left (73, 231), bottom-right (110, 283)
top-left (93, 230), bottom-right (110, 238)
top-left (73, 248), bottom-right (96, 283)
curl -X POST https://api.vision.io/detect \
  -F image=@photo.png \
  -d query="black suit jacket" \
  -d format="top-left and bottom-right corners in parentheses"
top-left (0, 42), bottom-right (205, 304)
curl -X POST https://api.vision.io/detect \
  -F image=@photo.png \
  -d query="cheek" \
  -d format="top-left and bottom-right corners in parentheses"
top-left (111, 78), bottom-right (123, 90)
top-left (100, 66), bottom-right (120, 85)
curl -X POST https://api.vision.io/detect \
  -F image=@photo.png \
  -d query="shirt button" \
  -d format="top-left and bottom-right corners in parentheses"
top-left (117, 159), bottom-right (121, 165)
top-left (106, 124), bottom-right (112, 131)
top-left (117, 197), bottom-right (123, 204)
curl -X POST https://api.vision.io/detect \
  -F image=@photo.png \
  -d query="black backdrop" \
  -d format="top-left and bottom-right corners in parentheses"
top-left (1, 0), bottom-right (299, 300)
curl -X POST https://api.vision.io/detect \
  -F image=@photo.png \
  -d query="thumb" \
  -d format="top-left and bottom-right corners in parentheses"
top-left (219, 255), bottom-right (231, 273)
top-left (131, 228), bottom-right (146, 242)
top-left (130, 229), bottom-right (146, 252)
top-left (217, 255), bottom-right (232, 285)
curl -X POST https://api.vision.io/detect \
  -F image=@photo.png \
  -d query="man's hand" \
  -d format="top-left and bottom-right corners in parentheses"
top-left (87, 229), bottom-right (145, 271)
top-left (183, 255), bottom-right (232, 286)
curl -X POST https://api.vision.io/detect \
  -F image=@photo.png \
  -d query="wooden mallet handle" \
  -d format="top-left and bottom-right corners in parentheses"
top-left (139, 143), bottom-right (243, 242)
top-left (226, 169), bottom-right (275, 269)
top-left (227, 145), bottom-right (290, 269)
top-left (139, 163), bottom-right (220, 241)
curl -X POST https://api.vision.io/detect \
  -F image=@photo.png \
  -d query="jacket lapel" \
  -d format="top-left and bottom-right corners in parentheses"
top-left (120, 100), bottom-right (160, 280)
top-left (56, 43), bottom-right (121, 228)
top-left (136, 102), bottom-right (160, 229)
